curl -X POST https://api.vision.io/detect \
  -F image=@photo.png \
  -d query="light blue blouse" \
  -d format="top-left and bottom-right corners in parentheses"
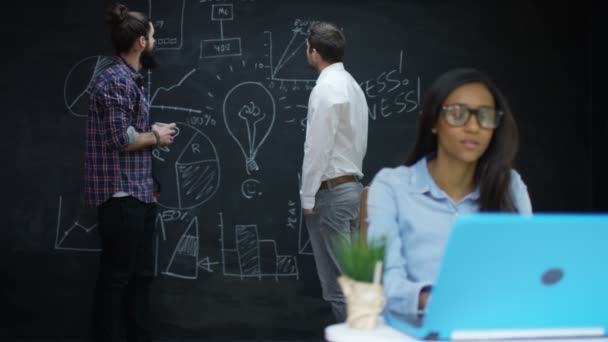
top-left (366, 157), bottom-right (532, 316)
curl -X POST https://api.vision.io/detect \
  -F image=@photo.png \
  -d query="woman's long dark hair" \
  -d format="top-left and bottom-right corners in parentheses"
top-left (405, 68), bottom-right (519, 212)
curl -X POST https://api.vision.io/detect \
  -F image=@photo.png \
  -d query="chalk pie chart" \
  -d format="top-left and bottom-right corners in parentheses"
top-left (64, 55), bottom-right (114, 117)
top-left (153, 123), bottom-right (220, 209)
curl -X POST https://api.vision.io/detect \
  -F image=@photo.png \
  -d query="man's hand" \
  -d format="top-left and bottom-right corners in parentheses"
top-left (152, 122), bottom-right (177, 146)
top-left (303, 208), bottom-right (314, 215)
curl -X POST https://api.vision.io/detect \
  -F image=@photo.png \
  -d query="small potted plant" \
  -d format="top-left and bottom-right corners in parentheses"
top-left (335, 234), bottom-right (386, 329)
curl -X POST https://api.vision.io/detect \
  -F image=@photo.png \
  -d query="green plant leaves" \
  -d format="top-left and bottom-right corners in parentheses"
top-left (334, 233), bottom-right (386, 282)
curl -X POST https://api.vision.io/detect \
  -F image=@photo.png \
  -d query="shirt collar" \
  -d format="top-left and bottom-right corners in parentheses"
top-left (465, 184), bottom-right (480, 201)
top-left (114, 56), bottom-right (143, 84)
top-left (408, 156), bottom-right (435, 195)
top-left (316, 62), bottom-right (344, 83)
top-left (409, 155), bottom-right (480, 201)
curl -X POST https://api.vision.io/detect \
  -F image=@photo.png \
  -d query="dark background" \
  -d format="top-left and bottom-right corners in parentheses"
top-left (3, 0), bottom-right (596, 340)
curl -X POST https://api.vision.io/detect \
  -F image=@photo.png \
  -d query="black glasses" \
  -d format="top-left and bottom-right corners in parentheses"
top-left (441, 104), bottom-right (504, 129)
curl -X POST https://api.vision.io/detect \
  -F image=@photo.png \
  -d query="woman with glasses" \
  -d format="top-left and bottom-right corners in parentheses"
top-left (366, 68), bottom-right (532, 318)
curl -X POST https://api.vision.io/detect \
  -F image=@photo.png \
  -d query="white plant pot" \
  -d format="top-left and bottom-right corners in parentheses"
top-left (338, 275), bottom-right (385, 329)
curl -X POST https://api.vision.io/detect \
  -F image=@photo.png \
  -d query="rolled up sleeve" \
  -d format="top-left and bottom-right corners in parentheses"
top-left (99, 79), bottom-right (130, 151)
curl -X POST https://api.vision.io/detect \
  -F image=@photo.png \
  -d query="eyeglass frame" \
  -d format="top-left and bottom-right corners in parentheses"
top-left (440, 103), bottom-right (504, 129)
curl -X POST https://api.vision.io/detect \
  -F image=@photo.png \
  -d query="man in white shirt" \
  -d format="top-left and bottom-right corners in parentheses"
top-left (300, 22), bottom-right (369, 322)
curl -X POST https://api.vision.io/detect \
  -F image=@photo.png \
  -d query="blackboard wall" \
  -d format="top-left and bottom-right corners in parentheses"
top-left (4, 0), bottom-right (594, 340)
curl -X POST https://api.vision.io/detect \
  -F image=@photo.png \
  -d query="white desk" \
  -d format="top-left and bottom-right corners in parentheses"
top-left (325, 322), bottom-right (608, 342)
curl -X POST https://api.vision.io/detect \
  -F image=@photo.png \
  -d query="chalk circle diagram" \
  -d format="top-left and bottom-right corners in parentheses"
top-left (153, 122), bottom-right (220, 209)
top-left (64, 55), bottom-right (114, 117)
top-left (223, 82), bottom-right (276, 175)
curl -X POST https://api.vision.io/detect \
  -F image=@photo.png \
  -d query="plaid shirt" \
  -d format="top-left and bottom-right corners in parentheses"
top-left (84, 56), bottom-right (154, 207)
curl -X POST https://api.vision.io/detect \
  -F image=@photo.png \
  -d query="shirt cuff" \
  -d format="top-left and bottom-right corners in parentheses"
top-left (126, 126), bottom-right (139, 144)
top-left (300, 195), bottom-right (315, 210)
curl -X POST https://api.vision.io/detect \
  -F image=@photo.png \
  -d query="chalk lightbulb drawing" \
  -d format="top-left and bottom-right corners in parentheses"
top-left (223, 82), bottom-right (276, 175)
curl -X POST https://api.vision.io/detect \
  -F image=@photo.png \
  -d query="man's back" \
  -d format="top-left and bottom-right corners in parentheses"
top-left (307, 62), bottom-right (368, 177)
top-left (84, 56), bottom-right (153, 207)
top-left (300, 22), bottom-right (368, 323)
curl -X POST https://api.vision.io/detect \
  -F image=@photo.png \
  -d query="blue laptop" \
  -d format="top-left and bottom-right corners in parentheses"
top-left (386, 213), bottom-right (608, 340)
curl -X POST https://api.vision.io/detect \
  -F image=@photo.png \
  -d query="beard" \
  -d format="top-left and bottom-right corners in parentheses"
top-left (140, 46), bottom-right (160, 70)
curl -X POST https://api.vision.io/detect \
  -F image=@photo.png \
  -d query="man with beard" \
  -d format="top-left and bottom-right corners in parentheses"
top-left (84, 3), bottom-right (176, 341)
top-left (300, 22), bottom-right (369, 323)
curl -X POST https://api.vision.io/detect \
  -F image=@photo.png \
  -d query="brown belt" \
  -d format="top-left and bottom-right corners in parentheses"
top-left (319, 175), bottom-right (358, 191)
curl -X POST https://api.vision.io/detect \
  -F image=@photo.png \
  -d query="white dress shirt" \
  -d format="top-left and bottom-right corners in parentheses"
top-left (300, 62), bottom-right (369, 209)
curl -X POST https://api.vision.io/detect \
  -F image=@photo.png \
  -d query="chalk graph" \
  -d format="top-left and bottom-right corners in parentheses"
top-left (218, 212), bottom-right (299, 281)
top-left (54, 196), bottom-right (100, 252)
top-left (155, 212), bottom-right (219, 279)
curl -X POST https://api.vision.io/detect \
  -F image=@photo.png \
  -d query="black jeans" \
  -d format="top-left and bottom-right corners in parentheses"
top-left (93, 196), bottom-right (157, 342)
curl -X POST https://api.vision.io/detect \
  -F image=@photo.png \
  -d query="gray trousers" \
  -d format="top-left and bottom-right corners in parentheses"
top-left (305, 181), bottom-right (363, 323)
